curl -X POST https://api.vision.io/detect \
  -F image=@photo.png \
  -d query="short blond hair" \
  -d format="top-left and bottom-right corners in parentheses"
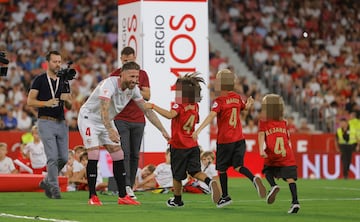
top-left (31, 125), bottom-right (38, 133)
top-left (145, 164), bottom-right (156, 173)
top-left (73, 145), bottom-right (85, 153)
top-left (261, 94), bottom-right (285, 121)
top-left (201, 151), bottom-right (215, 160)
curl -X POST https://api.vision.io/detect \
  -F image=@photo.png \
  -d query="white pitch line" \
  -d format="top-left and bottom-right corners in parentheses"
top-left (0, 213), bottom-right (79, 222)
top-left (324, 186), bottom-right (360, 191)
top-left (299, 198), bottom-right (360, 201)
top-left (237, 198), bottom-right (360, 203)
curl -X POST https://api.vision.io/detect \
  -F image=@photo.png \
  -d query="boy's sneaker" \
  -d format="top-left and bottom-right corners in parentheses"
top-left (288, 203), bottom-right (300, 214)
top-left (118, 195), bottom-right (141, 205)
top-left (166, 197), bottom-right (184, 207)
top-left (126, 186), bottom-right (137, 199)
top-left (266, 185), bottom-right (280, 204)
top-left (216, 196), bottom-right (232, 208)
top-left (253, 176), bottom-right (266, 198)
top-left (39, 180), bottom-right (52, 199)
top-left (88, 195), bottom-right (103, 206)
top-left (209, 180), bottom-right (221, 204)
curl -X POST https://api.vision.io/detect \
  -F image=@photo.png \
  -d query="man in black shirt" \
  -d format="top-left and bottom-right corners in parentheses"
top-left (27, 50), bottom-right (72, 199)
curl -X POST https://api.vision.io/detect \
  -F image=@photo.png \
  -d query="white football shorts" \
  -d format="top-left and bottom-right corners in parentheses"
top-left (78, 112), bottom-right (119, 149)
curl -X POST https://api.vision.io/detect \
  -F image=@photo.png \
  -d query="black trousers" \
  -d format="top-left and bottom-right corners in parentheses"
top-left (339, 144), bottom-right (356, 178)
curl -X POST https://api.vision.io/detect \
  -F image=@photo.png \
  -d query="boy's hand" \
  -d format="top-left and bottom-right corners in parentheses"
top-left (144, 103), bottom-right (153, 110)
top-left (246, 96), bottom-right (254, 106)
top-left (162, 130), bottom-right (170, 141)
top-left (260, 152), bottom-right (268, 158)
top-left (192, 131), bottom-right (199, 141)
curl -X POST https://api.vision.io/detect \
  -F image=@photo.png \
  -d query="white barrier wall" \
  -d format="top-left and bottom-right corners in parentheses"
top-left (118, 0), bottom-right (210, 152)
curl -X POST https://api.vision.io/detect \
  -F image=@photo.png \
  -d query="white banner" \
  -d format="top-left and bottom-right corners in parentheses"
top-left (118, 0), bottom-right (143, 65)
top-left (118, 0), bottom-right (210, 152)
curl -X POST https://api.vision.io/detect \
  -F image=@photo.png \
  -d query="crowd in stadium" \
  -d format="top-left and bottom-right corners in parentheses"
top-left (0, 0), bottom-right (359, 134)
top-left (210, 0), bottom-right (360, 132)
top-left (0, 0), bottom-right (118, 131)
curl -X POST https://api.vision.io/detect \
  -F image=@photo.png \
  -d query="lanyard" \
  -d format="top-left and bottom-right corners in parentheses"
top-left (46, 74), bottom-right (59, 99)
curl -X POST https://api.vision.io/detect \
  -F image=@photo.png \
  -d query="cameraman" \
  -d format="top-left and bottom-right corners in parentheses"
top-left (27, 50), bottom-right (72, 199)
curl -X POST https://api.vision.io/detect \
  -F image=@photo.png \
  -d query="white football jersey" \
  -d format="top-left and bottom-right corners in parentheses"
top-left (23, 141), bottom-right (47, 169)
top-left (79, 76), bottom-right (143, 122)
top-left (0, 157), bottom-right (16, 173)
top-left (154, 163), bottom-right (173, 188)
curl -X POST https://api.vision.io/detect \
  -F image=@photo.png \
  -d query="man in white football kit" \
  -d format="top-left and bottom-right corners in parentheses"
top-left (78, 61), bottom-right (169, 206)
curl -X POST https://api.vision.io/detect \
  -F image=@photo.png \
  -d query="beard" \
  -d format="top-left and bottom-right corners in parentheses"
top-left (50, 66), bottom-right (60, 75)
top-left (127, 81), bottom-right (138, 89)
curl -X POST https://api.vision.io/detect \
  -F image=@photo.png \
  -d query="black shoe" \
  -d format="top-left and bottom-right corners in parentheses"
top-left (166, 198), bottom-right (184, 207)
top-left (51, 187), bottom-right (61, 199)
top-left (216, 196), bottom-right (232, 208)
top-left (266, 185), bottom-right (280, 204)
top-left (287, 203), bottom-right (300, 214)
top-left (39, 180), bottom-right (52, 199)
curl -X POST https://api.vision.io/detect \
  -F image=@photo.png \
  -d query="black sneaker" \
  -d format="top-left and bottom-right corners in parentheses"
top-left (216, 196), bottom-right (232, 208)
top-left (166, 198), bottom-right (184, 207)
top-left (39, 180), bottom-right (52, 199)
top-left (266, 185), bottom-right (280, 204)
top-left (287, 203), bottom-right (300, 214)
top-left (51, 187), bottom-right (61, 199)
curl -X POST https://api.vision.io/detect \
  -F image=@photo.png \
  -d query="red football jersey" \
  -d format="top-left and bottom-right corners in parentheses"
top-left (212, 92), bottom-right (246, 144)
top-left (110, 68), bottom-right (150, 123)
top-left (169, 103), bottom-right (199, 149)
top-left (258, 120), bottom-right (296, 167)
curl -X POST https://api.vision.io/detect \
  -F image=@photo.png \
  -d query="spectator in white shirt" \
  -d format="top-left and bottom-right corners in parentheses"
top-left (16, 110), bottom-right (32, 131)
top-left (23, 125), bottom-right (47, 174)
top-left (243, 117), bottom-right (259, 134)
top-left (197, 151), bottom-right (219, 194)
top-left (0, 142), bottom-right (18, 174)
top-left (153, 148), bottom-right (173, 188)
top-left (72, 145), bottom-right (86, 175)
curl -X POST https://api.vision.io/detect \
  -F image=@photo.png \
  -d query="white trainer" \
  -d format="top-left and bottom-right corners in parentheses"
top-left (126, 186), bottom-right (137, 199)
top-left (288, 203), bottom-right (300, 214)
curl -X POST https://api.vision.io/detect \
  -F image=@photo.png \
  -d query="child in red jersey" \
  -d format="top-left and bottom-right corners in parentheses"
top-left (258, 94), bottom-right (300, 214)
top-left (193, 69), bottom-right (266, 208)
top-left (145, 72), bottom-right (221, 207)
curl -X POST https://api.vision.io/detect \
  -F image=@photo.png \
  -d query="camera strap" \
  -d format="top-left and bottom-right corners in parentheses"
top-left (47, 74), bottom-right (59, 99)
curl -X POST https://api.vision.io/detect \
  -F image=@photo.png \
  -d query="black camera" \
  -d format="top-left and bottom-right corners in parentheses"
top-left (56, 61), bottom-right (76, 81)
top-left (0, 51), bottom-right (9, 77)
top-left (57, 61), bottom-right (76, 93)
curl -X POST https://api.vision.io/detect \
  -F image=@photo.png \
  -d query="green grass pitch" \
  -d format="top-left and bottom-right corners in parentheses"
top-left (0, 178), bottom-right (359, 222)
